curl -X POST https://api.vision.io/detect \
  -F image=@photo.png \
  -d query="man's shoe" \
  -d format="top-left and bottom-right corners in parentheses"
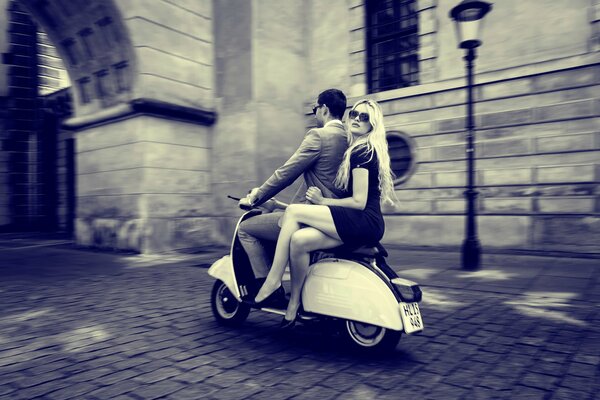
top-left (279, 316), bottom-right (296, 331)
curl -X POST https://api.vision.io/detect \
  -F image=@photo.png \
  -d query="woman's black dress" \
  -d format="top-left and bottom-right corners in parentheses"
top-left (328, 147), bottom-right (384, 248)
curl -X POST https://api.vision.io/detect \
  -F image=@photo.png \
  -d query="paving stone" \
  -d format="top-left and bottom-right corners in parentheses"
top-left (421, 360), bottom-right (461, 376)
top-left (14, 371), bottom-right (65, 388)
top-left (247, 383), bottom-right (304, 400)
top-left (168, 384), bottom-right (221, 400)
top-left (320, 371), bottom-right (363, 391)
top-left (133, 359), bottom-right (173, 373)
top-left (250, 369), bottom-right (294, 387)
top-left (8, 380), bottom-right (71, 400)
top-left (177, 355), bottom-right (217, 370)
top-left (132, 366), bottom-right (181, 383)
top-left (86, 380), bottom-right (139, 398)
top-left (521, 372), bottom-right (559, 391)
top-left (509, 385), bottom-right (549, 400)
top-left (559, 374), bottom-right (597, 390)
top-left (128, 379), bottom-right (186, 400)
top-left (100, 369), bottom-right (140, 385)
top-left (144, 347), bottom-right (183, 360)
top-left (0, 384), bottom-right (16, 397)
top-left (287, 369), bottom-right (329, 388)
top-left (549, 387), bottom-right (595, 400)
top-left (466, 386), bottom-right (511, 400)
top-left (292, 385), bottom-right (339, 400)
top-left (443, 369), bottom-right (483, 389)
top-left (208, 381), bottom-right (264, 400)
top-left (204, 370), bottom-right (251, 388)
top-left (182, 364), bottom-right (223, 382)
top-left (427, 383), bottom-right (470, 399)
top-left (45, 382), bottom-right (97, 400)
top-left (478, 374), bottom-right (516, 391)
top-left (565, 362), bottom-right (598, 378)
top-left (337, 384), bottom-right (382, 400)
top-left (110, 356), bottom-right (152, 370)
top-left (68, 367), bottom-right (115, 382)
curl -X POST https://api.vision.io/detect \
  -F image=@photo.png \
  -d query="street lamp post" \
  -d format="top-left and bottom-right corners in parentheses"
top-left (449, 0), bottom-right (492, 270)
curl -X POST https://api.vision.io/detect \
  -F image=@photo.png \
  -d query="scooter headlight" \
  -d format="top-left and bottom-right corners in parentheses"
top-left (391, 278), bottom-right (422, 302)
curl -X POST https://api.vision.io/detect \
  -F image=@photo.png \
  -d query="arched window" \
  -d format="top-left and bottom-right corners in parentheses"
top-left (387, 131), bottom-right (417, 185)
top-left (366, 0), bottom-right (419, 93)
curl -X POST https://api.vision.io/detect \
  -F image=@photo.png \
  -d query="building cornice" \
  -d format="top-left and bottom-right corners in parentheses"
top-left (62, 98), bottom-right (217, 131)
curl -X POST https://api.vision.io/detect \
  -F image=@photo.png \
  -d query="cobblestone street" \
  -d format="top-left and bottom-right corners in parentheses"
top-left (0, 238), bottom-right (599, 399)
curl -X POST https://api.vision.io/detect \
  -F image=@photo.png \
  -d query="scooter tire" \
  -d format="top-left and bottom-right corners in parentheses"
top-left (211, 280), bottom-right (250, 327)
top-left (341, 320), bottom-right (402, 353)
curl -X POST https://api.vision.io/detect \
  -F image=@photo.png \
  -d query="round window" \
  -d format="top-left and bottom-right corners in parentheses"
top-left (387, 131), bottom-right (417, 186)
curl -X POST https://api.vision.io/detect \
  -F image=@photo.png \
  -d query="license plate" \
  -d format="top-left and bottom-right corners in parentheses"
top-left (400, 302), bottom-right (423, 334)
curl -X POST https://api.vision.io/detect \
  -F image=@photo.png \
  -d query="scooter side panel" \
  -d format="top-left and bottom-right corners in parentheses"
top-left (207, 255), bottom-right (241, 300)
top-left (302, 258), bottom-right (403, 331)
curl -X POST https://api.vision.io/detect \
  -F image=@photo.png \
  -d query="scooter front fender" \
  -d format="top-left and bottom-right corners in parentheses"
top-left (302, 258), bottom-right (403, 331)
top-left (207, 255), bottom-right (241, 300)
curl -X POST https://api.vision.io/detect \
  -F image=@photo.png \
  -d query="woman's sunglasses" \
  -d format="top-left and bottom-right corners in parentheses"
top-left (348, 110), bottom-right (370, 123)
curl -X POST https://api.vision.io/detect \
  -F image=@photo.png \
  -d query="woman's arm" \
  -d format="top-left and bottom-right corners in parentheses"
top-left (307, 168), bottom-right (368, 210)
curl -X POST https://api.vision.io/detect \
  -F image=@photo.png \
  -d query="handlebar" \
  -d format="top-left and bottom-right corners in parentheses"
top-left (228, 195), bottom-right (288, 212)
top-left (228, 195), bottom-right (253, 211)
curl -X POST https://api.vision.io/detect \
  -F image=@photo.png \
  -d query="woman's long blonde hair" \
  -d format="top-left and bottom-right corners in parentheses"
top-left (334, 99), bottom-right (397, 205)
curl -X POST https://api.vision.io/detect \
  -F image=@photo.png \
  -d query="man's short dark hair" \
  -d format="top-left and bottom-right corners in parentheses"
top-left (318, 89), bottom-right (347, 120)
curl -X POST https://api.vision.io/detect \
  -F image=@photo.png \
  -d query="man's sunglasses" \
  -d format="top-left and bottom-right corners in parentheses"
top-left (348, 110), bottom-right (370, 123)
top-left (312, 104), bottom-right (323, 115)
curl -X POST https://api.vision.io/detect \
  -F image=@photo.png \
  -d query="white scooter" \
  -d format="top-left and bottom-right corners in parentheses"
top-left (208, 196), bottom-right (424, 352)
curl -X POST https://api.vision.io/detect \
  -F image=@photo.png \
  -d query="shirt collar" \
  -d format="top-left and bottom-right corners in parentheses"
top-left (324, 119), bottom-right (342, 128)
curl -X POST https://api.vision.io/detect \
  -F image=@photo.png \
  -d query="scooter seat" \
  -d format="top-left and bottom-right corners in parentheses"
top-left (330, 243), bottom-right (388, 258)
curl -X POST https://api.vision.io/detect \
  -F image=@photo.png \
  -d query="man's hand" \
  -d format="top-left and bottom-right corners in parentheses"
top-left (239, 187), bottom-right (260, 209)
top-left (262, 198), bottom-right (288, 211)
top-left (306, 186), bottom-right (324, 205)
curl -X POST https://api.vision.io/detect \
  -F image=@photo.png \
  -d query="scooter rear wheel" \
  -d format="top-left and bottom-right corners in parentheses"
top-left (211, 280), bottom-right (250, 326)
top-left (342, 320), bottom-right (402, 353)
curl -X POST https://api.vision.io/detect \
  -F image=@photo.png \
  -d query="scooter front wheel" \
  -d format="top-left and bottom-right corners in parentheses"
top-left (342, 320), bottom-right (402, 353)
top-left (211, 280), bottom-right (250, 327)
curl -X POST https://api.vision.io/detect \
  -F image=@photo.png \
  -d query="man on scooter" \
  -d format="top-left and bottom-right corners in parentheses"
top-left (238, 88), bottom-right (348, 288)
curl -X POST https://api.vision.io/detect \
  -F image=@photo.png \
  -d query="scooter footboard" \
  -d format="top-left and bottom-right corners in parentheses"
top-left (302, 258), bottom-right (404, 331)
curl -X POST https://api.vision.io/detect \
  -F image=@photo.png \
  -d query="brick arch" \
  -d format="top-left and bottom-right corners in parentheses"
top-left (16, 0), bottom-right (136, 117)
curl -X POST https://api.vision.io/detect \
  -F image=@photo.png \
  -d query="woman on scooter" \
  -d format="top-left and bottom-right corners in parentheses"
top-left (254, 99), bottom-right (397, 328)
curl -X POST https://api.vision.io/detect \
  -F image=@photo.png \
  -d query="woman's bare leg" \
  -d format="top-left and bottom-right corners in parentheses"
top-left (254, 204), bottom-right (341, 303)
top-left (286, 227), bottom-right (342, 321)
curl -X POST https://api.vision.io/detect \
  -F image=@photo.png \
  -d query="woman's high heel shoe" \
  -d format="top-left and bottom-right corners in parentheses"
top-left (254, 282), bottom-right (282, 304)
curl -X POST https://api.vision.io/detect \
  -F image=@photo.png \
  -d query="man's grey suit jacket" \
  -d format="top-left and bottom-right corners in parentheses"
top-left (254, 120), bottom-right (348, 206)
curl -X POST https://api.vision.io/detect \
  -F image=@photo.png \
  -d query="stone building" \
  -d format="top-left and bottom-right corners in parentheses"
top-left (0, 0), bottom-right (598, 255)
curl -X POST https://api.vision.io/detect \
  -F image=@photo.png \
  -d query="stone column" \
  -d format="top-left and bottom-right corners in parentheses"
top-left (212, 0), bottom-right (309, 241)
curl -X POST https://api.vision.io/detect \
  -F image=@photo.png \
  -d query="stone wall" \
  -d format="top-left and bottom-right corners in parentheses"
top-left (303, 0), bottom-right (600, 255)
top-left (0, 0), bottom-right (9, 97)
top-left (9, 0), bottom-right (219, 252)
top-left (75, 115), bottom-right (215, 252)
top-left (120, 0), bottom-right (214, 111)
top-left (379, 62), bottom-right (599, 254)
top-left (344, 0), bottom-right (595, 94)
top-left (0, 0), bottom-right (8, 225)
top-left (0, 97), bottom-right (7, 227)
top-left (2, 1), bottom-right (40, 230)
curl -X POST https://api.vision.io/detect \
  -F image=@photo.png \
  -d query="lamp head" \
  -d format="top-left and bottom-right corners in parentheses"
top-left (450, 0), bottom-right (493, 49)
